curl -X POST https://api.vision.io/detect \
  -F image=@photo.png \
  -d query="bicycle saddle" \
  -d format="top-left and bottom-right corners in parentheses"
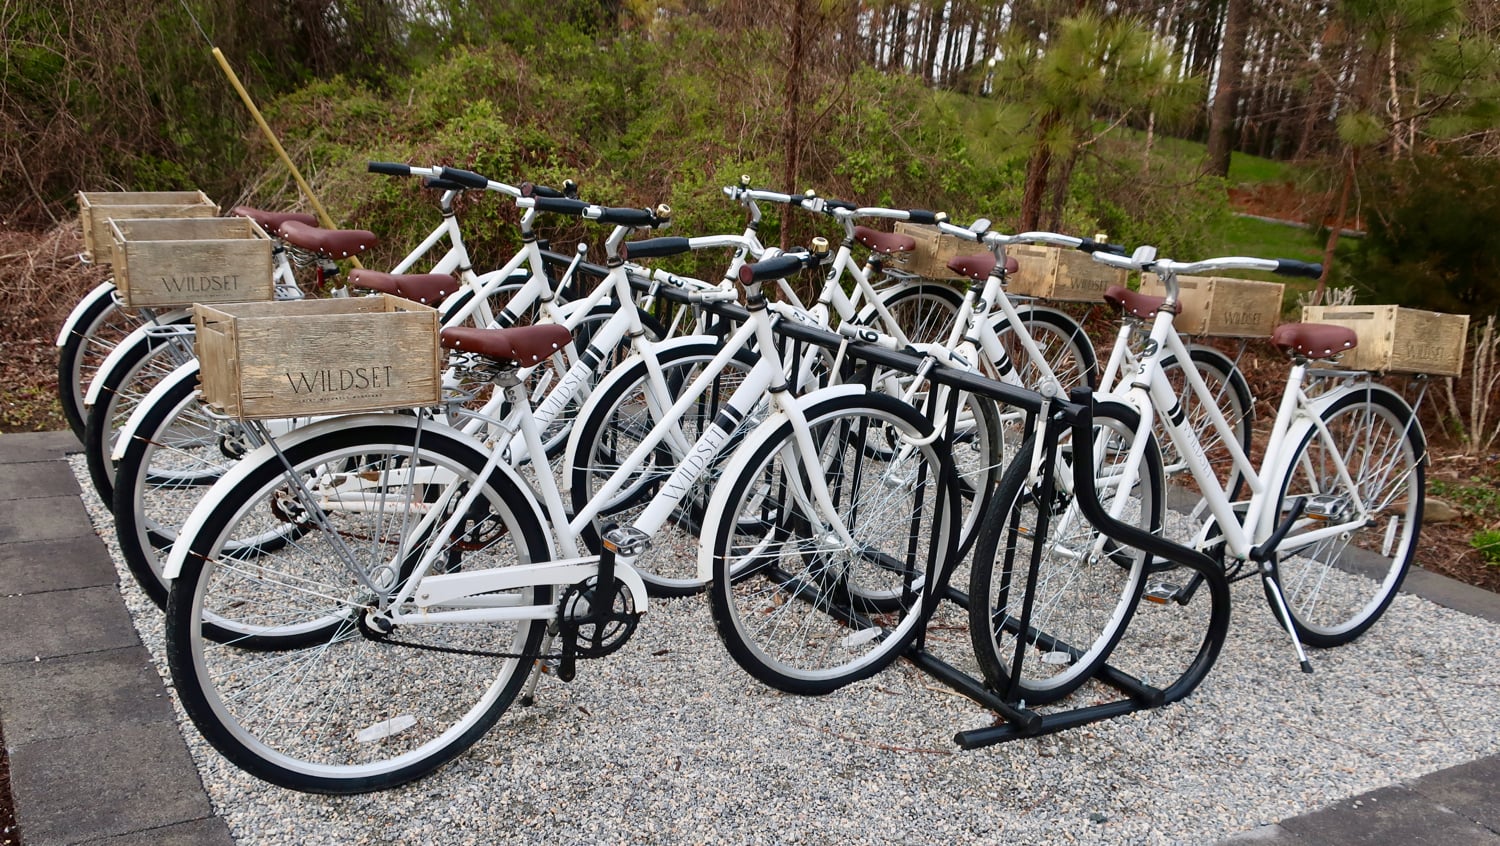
top-left (853, 226), bottom-right (916, 256)
top-left (440, 324), bottom-right (573, 367)
top-left (230, 207), bottom-right (319, 238)
top-left (1271, 322), bottom-right (1358, 360)
top-left (1103, 284), bottom-right (1181, 318)
top-left (348, 269), bottom-right (460, 306)
top-left (946, 252), bottom-right (1019, 281)
top-left (278, 220), bottom-right (378, 259)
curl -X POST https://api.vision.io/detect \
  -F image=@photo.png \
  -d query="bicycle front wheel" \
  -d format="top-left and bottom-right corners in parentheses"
top-left (1159, 345), bottom-right (1253, 500)
top-left (968, 400), bottom-right (1161, 704)
top-left (706, 391), bottom-right (959, 695)
top-left (165, 420), bottom-right (552, 793)
top-left (1267, 385), bottom-right (1424, 648)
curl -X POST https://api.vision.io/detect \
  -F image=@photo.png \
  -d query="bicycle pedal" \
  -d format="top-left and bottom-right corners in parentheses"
top-left (1143, 580), bottom-right (1184, 605)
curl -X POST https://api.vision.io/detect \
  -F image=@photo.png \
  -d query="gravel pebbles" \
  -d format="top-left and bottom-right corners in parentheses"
top-left (72, 455), bottom-right (1500, 845)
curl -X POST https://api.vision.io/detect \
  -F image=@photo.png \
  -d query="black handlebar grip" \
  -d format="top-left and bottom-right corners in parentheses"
top-left (906, 209), bottom-right (939, 225)
top-left (368, 162), bottom-right (411, 176)
top-left (594, 207), bottom-right (657, 227)
top-left (738, 254), bottom-right (807, 285)
top-left (1078, 239), bottom-right (1128, 255)
top-left (823, 199), bottom-right (857, 212)
top-left (438, 166), bottom-right (489, 190)
top-left (622, 237), bottom-right (691, 260)
top-left (422, 177), bottom-right (467, 192)
top-left (529, 195), bottom-right (592, 217)
top-left (527, 183), bottom-right (566, 199)
top-left (1274, 259), bottom-right (1323, 279)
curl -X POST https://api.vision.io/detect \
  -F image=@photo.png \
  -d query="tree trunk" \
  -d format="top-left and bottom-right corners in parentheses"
top-left (1204, 0), bottom-right (1248, 177)
top-left (781, 0), bottom-right (807, 250)
top-left (1020, 109), bottom-right (1060, 231)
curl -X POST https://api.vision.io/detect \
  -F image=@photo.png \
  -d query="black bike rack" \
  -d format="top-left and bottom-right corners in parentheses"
top-left (681, 288), bottom-right (1234, 749)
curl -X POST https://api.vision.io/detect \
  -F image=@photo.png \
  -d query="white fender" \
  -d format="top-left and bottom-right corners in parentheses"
top-left (82, 309), bottom-right (193, 406)
top-left (111, 359), bottom-right (200, 461)
top-left (560, 333), bottom-right (736, 481)
top-left (696, 382), bottom-right (868, 581)
top-left (162, 413), bottom-right (551, 580)
top-left (55, 280), bottom-right (119, 346)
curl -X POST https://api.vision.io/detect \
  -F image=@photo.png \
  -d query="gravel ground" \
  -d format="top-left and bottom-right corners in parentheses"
top-left (73, 456), bottom-right (1500, 845)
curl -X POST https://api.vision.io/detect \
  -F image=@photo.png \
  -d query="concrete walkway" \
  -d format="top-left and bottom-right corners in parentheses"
top-left (0, 429), bottom-right (1496, 845)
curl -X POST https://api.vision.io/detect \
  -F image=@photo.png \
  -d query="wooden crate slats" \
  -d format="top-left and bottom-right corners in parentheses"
top-left (109, 217), bottom-right (275, 309)
top-left (1302, 304), bottom-right (1469, 376)
top-left (77, 190), bottom-right (217, 263)
top-left (1140, 274), bottom-right (1286, 337)
top-left (194, 295), bottom-right (442, 419)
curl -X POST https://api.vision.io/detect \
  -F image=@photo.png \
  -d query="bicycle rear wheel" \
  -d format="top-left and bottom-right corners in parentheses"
top-left (82, 320), bottom-right (195, 502)
top-left (1267, 384), bottom-right (1423, 648)
top-left (967, 400), bottom-right (1161, 704)
top-left (57, 282), bottom-right (143, 442)
top-left (706, 391), bottom-right (959, 695)
top-left (165, 420), bottom-right (551, 793)
top-left (993, 305), bottom-right (1098, 392)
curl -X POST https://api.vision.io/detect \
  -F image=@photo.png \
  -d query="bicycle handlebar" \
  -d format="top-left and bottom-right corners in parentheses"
top-left (737, 251), bottom-right (817, 284)
top-left (621, 237), bottom-right (690, 260)
top-left (1093, 250), bottom-right (1324, 280)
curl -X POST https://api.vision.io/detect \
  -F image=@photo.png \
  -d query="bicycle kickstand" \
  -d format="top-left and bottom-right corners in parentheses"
top-left (1262, 569), bottom-right (1314, 674)
top-left (519, 630), bottom-right (559, 706)
top-left (1251, 496), bottom-right (1314, 674)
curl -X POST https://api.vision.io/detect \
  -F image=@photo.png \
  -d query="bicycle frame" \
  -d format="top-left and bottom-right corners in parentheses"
top-left (224, 265), bottom-right (858, 632)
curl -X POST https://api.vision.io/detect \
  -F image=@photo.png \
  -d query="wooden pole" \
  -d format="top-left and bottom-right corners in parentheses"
top-left (210, 47), bottom-right (362, 268)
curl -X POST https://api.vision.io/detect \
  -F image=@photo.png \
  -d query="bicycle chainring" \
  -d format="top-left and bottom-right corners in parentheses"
top-left (557, 576), bottom-right (639, 659)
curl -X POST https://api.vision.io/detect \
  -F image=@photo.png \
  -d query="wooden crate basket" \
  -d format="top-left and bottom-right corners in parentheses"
top-left (109, 217), bottom-right (276, 309)
top-left (194, 295), bottom-right (442, 419)
top-left (1301, 304), bottom-right (1469, 376)
top-left (1139, 274), bottom-right (1286, 337)
top-left (1005, 245), bottom-right (1127, 302)
top-left (78, 190), bottom-right (217, 263)
top-left (892, 222), bottom-right (970, 279)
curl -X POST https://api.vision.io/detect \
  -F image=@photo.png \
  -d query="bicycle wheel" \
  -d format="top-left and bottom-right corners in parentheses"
top-left (1159, 345), bottom-right (1253, 501)
top-left (993, 305), bottom-right (1098, 391)
top-left (706, 391), bottom-right (959, 695)
top-left (968, 400), bottom-right (1161, 704)
top-left (567, 340), bottom-right (760, 596)
top-left (82, 320), bottom-right (195, 502)
top-left (866, 282), bottom-right (963, 344)
top-left (165, 420), bottom-right (551, 793)
top-left (56, 283), bottom-right (145, 441)
top-left (1266, 385), bottom-right (1423, 648)
top-left (112, 364), bottom-right (288, 608)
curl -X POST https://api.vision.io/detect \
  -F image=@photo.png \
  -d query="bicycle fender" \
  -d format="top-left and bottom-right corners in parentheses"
top-left (111, 359), bottom-right (200, 461)
top-left (83, 313), bottom-right (190, 411)
top-left (161, 414), bottom-right (552, 581)
top-left (55, 280), bottom-right (119, 346)
top-left (695, 383), bottom-right (868, 581)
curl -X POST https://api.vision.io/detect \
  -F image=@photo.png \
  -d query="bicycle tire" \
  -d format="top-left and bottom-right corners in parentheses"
top-left (1159, 345), bottom-right (1253, 501)
top-left (967, 399), bottom-right (1161, 704)
top-left (566, 339), bottom-right (760, 597)
top-left (992, 305), bottom-right (1099, 392)
top-left (861, 282), bottom-right (964, 345)
top-left (56, 283), bottom-right (144, 441)
top-left (82, 319), bottom-right (196, 502)
top-left (1265, 384), bottom-right (1424, 648)
top-left (165, 420), bottom-right (551, 793)
top-left (706, 390), bottom-right (959, 695)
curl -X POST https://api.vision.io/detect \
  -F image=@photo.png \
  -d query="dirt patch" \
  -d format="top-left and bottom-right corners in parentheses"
top-left (1229, 182), bottom-right (1364, 231)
